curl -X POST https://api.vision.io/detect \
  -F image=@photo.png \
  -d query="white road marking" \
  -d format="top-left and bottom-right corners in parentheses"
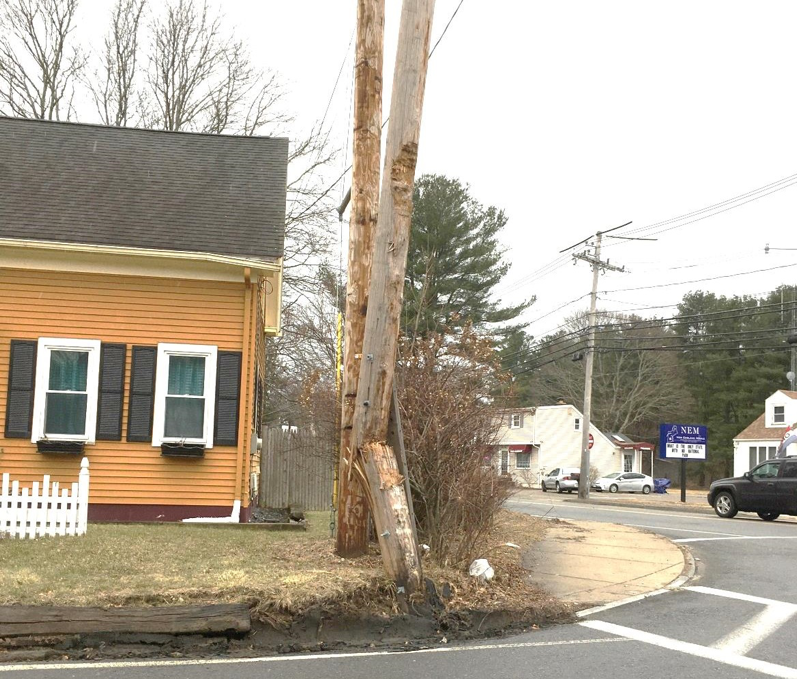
top-left (0, 637), bottom-right (630, 673)
top-left (580, 620), bottom-right (797, 678)
top-left (624, 522), bottom-right (742, 536)
top-left (712, 603), bottom-right (797, 656)
top-left (507, 500), bottom-right (722, 522)
top-left (576, 589), bottom-right (670, 617)
top-left (685, 586), bottom-right (797, 608)
top-left (675, 536), bottom-right (797, 543)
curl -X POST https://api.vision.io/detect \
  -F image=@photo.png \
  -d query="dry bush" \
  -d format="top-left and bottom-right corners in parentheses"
top-left (397, 324), bottom-right (515, 567)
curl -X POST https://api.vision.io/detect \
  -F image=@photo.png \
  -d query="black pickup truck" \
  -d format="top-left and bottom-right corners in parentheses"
top-left (708, 457), bottom-right (797, 520)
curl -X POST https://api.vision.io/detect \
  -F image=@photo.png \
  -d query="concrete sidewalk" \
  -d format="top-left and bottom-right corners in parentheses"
top-left (523, 519), bottom-right (689, 608)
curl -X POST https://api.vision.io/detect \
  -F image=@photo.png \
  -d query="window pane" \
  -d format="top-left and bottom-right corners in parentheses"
top-left (516, 452), bottom-right (531, 469)
top-left (168, 356), bottom-right (205, 396)
top-left (49, 351), bottom-right (88, 391)
top-left (164, 397), bottom-right (204, 438)
top-left (749, 447), bottom-right (756, 470)
top-left (45, 393), bottom-right (87, 435)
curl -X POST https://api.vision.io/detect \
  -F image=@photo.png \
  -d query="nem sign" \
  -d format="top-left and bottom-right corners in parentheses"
top-left (659, 423), bottom-right (707, 460)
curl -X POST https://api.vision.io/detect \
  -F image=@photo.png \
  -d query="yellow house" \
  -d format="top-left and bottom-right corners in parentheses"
top-left (0, 117), bottom-right (287, 522)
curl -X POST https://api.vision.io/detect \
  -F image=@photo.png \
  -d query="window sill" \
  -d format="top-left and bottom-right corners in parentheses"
top-left (161, 443), bottom-right (205, 458)
top-left (37, 440), bottom-right (85, 454)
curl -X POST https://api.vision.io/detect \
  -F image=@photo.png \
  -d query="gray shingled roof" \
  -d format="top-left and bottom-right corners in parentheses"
top-left (0, 117), bottom-right (287, 261)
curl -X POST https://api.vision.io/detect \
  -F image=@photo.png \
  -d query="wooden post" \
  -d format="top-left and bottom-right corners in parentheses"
top-left (350, 0), bottom-right (436, 595)
top-left (336, 0), bottom-right (386, 557)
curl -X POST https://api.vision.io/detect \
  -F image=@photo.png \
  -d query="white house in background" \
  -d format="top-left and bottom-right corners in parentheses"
top-left (732, 390), bottom-right (797, 477)
top-left (492, 403), bottom-right (645, 486)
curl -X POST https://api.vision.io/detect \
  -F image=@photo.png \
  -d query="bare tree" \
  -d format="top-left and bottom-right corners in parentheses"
top-left (264, 263), bottom-right (341, 442)
top-left (142, 0), bottom-right (288, 135)
top-left (90, 0), bottom-right (145, 126)
top-left (527, 311), bottom-right (692, 440)
top-left (0, 0), bottom-right (85, 119)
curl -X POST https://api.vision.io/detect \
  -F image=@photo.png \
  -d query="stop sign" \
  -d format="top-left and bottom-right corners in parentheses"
top-left (588, 433), bottom-right (594, 449)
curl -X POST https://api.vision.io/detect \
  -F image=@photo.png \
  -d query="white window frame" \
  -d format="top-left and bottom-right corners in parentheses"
top-left (152, 343), bottom-right (218, 448)
top-left (515, 452), bottom-right (531, 469)
top-left (509, 413), bottom-right (521, 429)
top-left (31, 337), bottom-right (101, 444)
top-left (574, 417), bottom-right (581, 431)
top-left (774, 405), bottom-right (785, 424)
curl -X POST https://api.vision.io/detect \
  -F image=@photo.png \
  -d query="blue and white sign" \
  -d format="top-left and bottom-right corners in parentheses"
top-left (659, 423), bottom-right (707, 460)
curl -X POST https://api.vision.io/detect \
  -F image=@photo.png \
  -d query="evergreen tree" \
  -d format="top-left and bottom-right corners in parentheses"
top-left (403, 174), bottom-right (532, 342)
top-left (675, 290), bottom-right (791, 480)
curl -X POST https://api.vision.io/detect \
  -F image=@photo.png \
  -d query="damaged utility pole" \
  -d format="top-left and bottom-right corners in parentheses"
top-left (347, 0), bottom-right (436, 595)
top-left (336, 0), bottom-right (385, 558)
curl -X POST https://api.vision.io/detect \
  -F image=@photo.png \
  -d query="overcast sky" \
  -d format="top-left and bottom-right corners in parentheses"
top-left (77, 0), bottom-right (797, 340)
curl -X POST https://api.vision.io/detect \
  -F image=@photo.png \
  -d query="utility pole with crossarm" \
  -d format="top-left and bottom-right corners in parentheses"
top-left (572, 226), bottom-right (628, 499)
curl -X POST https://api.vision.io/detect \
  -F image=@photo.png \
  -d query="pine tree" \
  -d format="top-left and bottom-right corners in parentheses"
top-left (403, 174), bottom-right (532, 341)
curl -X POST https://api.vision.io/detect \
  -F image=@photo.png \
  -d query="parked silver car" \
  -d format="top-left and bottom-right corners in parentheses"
top-left (541, 467), bottom-right (581, 493)
top-left (592, 472), bottom-right (653, 494)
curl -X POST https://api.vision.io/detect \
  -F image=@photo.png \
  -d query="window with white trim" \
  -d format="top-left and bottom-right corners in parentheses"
top-left (774, 405), bottom-right (785, 424)
top-left (574, 417), bottom-right (581, 431)
top-left (516, 452), bottom-right (531, 469)
top-left (509, 413), bottom-right (522, 429)
top-left (152, 344), bottom-right (217, 448)
top-left (32, 338), bottom-right (101, 443)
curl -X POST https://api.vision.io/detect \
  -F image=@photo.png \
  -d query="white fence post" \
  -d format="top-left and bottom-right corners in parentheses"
top-left (0, 458), bottom-right (90, 539)
top-left (77, 458), bottom-right (89, 536)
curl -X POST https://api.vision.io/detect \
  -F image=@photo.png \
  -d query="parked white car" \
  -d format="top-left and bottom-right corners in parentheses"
top-left (592, 472), bottom-right (653, 494)
top-left (541, 467), bottom-right (581, 493)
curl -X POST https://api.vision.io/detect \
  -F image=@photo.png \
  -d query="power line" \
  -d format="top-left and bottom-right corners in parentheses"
top-left (621, 172), bottom-right (797, 239)
top-left (500, 299), bottom-right (791, 366)
top-left (602, 261), bottom-right (797, 295)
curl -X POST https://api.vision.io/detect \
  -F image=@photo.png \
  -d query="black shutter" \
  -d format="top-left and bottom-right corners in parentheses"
top-left (214, 351), bottom-right (242, 446)
top-left (5, 340), bottom-right (37, 438)
top-left (127, 346), bottom-right (156, 442)
top-left (96, 343), bottom-right (126, 441)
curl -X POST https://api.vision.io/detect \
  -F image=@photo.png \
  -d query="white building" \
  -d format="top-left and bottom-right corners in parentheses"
top-left (732, 390), bottom-right (797, 477)
top-left (493, 403), bottom-right (645, 487)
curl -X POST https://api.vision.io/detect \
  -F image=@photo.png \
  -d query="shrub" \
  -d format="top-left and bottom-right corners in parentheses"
top-left (396, 324), bottom-right (515, 567)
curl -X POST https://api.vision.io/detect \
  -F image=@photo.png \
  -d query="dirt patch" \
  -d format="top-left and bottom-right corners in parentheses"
top-left (0, 602), bottom-right (574, 663)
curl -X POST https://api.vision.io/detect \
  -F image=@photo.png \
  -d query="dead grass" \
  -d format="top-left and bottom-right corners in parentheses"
top-left (0, 510), bottom-right (568, 623)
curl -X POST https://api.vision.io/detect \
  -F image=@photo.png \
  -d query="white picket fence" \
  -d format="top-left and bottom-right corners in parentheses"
top-left (0, 457), bottom-right (89, 539)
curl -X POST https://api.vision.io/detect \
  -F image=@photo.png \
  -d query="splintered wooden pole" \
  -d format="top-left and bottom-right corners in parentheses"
top-left (350, 0), bottom-right (436, 594)
top-left (336, 0), bottom-right (385, 557)
top-left (357, 443), bottom-right (421, 593)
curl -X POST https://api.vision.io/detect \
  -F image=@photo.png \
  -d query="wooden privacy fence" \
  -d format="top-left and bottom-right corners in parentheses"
top-left (259, 427), bottom-right (335, 511)
top-left (0, 457), bottom-right (90, 538)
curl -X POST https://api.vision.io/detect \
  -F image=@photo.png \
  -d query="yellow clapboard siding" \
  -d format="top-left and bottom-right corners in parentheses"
top-left (0, 268), bottom-right (253, 510)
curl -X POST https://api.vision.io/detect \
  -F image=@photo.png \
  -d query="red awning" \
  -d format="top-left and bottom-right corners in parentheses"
top-left (508, 445), bottom-right (532, 453)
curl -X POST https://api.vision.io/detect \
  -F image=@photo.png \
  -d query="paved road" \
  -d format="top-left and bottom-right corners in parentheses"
top-left (5, 496), bottom-right (797, 679)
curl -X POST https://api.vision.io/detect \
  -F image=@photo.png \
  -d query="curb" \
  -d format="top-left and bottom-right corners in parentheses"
top-left (575, 540), bottom-right (697, 619)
